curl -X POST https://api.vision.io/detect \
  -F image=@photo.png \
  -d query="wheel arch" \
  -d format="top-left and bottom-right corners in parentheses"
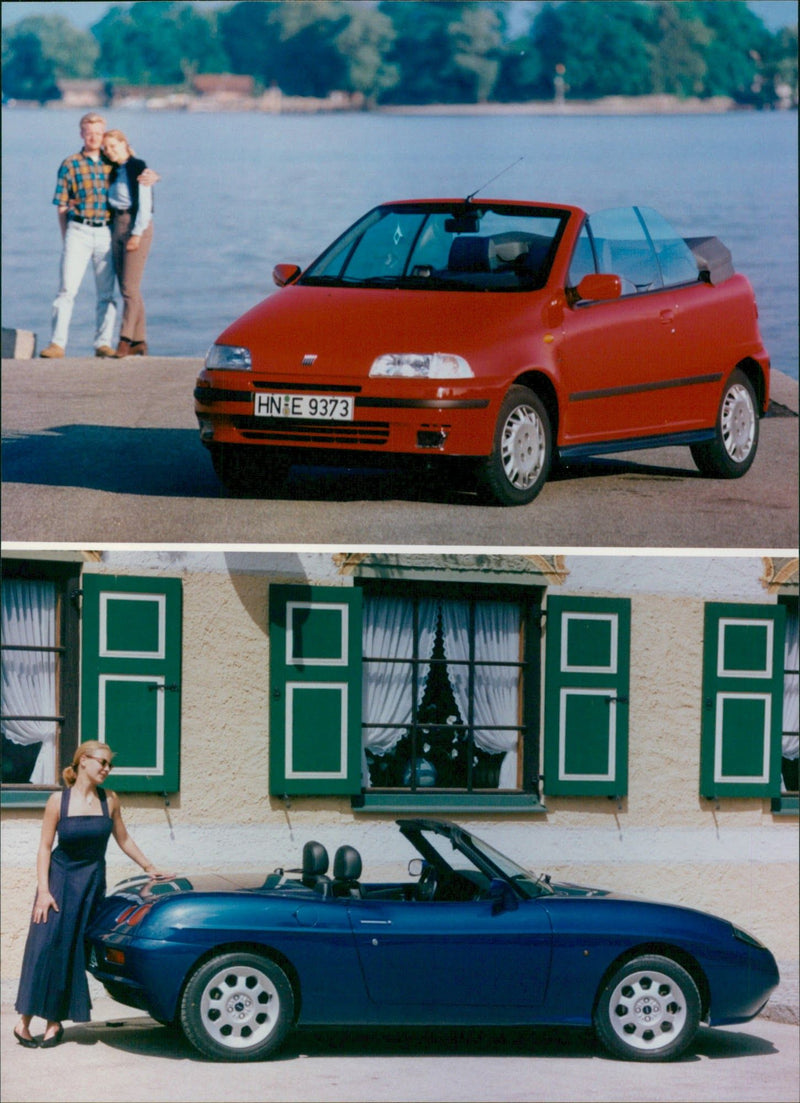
top-left (734, 357), bottom-right (767, 414)
top-left (513, 369), bottom-right (560, 441)
top-left (177, 940), bottom-right (303, 1024)
top-left (591, 943), bottom-right (711, 1023)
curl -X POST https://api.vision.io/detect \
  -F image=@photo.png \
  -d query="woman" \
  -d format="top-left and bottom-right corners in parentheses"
top-left (13, 741), bottom-right (171, 1048)
top-left (103, 129), bottom-right (154, 358)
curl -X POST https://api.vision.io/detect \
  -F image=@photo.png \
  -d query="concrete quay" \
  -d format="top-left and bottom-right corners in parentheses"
top-left (1, 357), bottom-right (797, 548)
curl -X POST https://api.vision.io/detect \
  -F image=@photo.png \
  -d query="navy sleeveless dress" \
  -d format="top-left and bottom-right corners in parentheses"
top-left (15, 787), bottom-right (113, 1022)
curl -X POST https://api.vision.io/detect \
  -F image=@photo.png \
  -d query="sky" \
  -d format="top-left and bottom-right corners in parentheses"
top-left (1, 0), bottom-right (797, 32)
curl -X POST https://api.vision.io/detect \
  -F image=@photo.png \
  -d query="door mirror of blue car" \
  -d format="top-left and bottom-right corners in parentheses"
top-left (489, 878), bottom-right (519, 915)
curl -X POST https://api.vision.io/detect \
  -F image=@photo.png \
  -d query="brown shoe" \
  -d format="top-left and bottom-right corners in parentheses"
top-left (115, 338), bottom-right (133, 358)
top-left (40, 343), bottom-right (65, 359)
top-left (130, 341), bottom-right (149, 356)
top-left (95, 345), bottom-right (116, 358)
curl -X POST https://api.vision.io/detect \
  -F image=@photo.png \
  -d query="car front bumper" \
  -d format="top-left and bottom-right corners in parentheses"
top-left (194, 371), bottom-right (499, 459)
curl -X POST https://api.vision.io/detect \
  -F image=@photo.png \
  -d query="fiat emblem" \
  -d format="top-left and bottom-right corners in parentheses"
top-left (302, 354), bottom-right (317, 366)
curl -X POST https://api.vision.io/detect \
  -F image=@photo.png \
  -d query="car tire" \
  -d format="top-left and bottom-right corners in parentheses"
top-left (180, 951), bottom-right (294, 1062)
top-left (208, 444), bottom-right (291, 497)
top-left (593, 954), bottom-right (701, 1062)
top-left (477, 386), bottom-right (552, 505)
top-left (690, 369), bottom-right (759, 478)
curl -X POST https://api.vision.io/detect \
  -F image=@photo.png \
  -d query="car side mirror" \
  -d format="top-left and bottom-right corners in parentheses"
top-left (408, 858), bottom-right (424, 878)
top-left (576, 273), bottom-right (622, 302)
top-left (489, 878), bottom-right (519, 915)
top-left (273, 263), bottom-right (302, 288)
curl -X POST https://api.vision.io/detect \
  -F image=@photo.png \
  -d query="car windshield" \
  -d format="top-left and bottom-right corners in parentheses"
top-left (301, 203), bottom-right (568, 292)
top-left (414, 822), bottom-right (554, 898)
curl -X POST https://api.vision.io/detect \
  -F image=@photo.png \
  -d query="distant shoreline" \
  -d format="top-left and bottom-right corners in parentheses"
top-left (376, 95), bottom-right (743, 117)
top-left (4, 92), bottom-right (796, 117)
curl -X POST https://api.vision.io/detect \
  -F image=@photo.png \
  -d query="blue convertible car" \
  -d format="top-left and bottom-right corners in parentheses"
top-left (87, 818), bottom-right (778, 1062)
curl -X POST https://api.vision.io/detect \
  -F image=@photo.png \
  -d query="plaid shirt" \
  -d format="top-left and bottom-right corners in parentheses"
top-left (52, 150), bottom-right (113, 223)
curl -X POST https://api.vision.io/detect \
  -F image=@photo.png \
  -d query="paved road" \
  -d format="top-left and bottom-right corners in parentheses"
top-left (1, 996), bottom-right (798, 1103)
top-left (2, 358), bottom-right (797, 548)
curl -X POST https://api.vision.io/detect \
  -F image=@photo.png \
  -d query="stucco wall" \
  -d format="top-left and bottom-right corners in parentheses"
top-left (2, 552), bottom-right (797, 993)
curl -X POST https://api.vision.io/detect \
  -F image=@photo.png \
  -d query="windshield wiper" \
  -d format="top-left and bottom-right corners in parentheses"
top-left (349, 275), bottom-right (405, 287)
top-left (300, 275), bottom-right (348, 287)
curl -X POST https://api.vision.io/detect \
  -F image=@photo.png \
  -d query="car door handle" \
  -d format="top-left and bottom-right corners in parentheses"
top-left (359, 919), bottom-right (392, 926)
top-left (659, 308), bottom-right (675, 325)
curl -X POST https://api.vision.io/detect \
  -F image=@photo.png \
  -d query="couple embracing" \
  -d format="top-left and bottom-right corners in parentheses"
top-left (41, 112), bottom-right (157, 360)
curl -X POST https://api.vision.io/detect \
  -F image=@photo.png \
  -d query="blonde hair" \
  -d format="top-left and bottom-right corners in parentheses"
top-left (80, 112), bottom-right (106, 129)
top-left (103, 128), bottom-right (136, 158)
top-left (62, 741), bottom-right (114, 787)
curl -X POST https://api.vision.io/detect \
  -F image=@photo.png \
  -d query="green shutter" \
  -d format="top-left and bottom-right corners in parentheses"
top-left (269, 585), bottom-right (362, 796)
top-left (700, 602), bottom-right (785, 799)
top-left (543, 596), bottom-right (630, 796)
top-left (81, 575), bottom-right (182, 792)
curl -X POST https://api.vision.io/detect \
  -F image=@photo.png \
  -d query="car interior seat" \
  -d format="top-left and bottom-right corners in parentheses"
top-left (302, 840), bottom-right (331, 894)
top-left (447, 236), bottom-right (497, 272)
top-left (331, 845), bottom-right (363, 898)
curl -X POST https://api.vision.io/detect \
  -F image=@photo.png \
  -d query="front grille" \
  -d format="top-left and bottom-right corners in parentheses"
top-left (232, 415), bottom-right (390, 446)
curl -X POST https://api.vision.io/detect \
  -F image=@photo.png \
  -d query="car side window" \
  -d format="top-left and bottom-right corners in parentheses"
top-left (586, 207), bottom-right (661, 295)
top-left (567, 225), bottom-right (596, 286)
top-left (638, 206), bottom-right (700, 288)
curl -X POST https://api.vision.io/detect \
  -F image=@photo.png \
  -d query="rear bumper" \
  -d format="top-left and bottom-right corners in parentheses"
top-left (88, 935), bottom-right (202, 1024)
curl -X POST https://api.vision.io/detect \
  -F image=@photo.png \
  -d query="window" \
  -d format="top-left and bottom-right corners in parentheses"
top-left (1, 560), bottom-right (80, 790)
top-left (300, 203), bottom-right (568, 292)
top-left (637, 206), bottom-right (699, 288)
top-left (1, 564), bottom-right (182, 800)
top-left (268, 583), bottom-right (631, 806)
top-left (360, 583), bottom-right (540, 794)
top-left (700, 602), bottom-right (786, 799)
top-left (567, 224), bottom-right (597, 287)
top-left (585, 206), bottom-right (661, 294)
top-left (572, 206), bottom-right (699, 296)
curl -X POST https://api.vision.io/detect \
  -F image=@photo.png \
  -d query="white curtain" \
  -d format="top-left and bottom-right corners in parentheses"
top-left (1, 580), bottom-right (58, 784)
top-left (361, 596), bottom-right (438, 786)
top-left (440, 600), bottom-right (521, 789)
top-left (783, 605), bottom-right (799, 763)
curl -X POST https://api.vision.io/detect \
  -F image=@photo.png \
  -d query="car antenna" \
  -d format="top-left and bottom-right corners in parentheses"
top-left (465, 157), bottom-right (524, 204)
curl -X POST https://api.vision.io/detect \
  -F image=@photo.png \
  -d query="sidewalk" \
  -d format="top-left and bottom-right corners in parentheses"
top-left (764, 958), bottom-right (799, 1025)
top-left (1, 360), bottom-right (797, 547)
top-left (2, 982), bottom-right (798, 1103)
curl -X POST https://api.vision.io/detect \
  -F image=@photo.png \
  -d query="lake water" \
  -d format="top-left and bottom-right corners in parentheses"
top-left (1, 106), bottom-right (797, 379)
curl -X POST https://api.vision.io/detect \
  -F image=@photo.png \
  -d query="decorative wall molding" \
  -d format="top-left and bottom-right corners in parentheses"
top-left (334, 553), bottom-right (569, 585)
top-left (761, 557), bottom-right (799, 594)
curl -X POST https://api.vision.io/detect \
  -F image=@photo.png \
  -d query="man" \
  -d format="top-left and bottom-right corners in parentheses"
top-left (40, 113), bottom-right (156, 359)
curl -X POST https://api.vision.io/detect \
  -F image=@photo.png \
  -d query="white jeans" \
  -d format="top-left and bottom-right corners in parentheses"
top-left (50, 221), bottom-right (117, 351)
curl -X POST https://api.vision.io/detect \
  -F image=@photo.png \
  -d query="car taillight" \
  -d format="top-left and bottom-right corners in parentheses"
top-left (126, 903), bottom-right (154, 927)
top-left (104, 947), bottom-right (126, 965)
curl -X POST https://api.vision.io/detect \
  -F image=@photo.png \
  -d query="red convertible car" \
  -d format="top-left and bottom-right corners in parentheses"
top-left (195, 200), bottom-right (770, 504)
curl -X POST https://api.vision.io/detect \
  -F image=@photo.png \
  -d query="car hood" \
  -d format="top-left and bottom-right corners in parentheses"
top-left (215, 284), bottom-right (549, 376)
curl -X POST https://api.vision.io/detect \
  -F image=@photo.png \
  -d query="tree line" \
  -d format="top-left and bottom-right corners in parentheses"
top-left (2, 0), bottom-right (797, 108)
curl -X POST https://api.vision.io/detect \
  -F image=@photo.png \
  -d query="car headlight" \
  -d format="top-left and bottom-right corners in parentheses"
top-left (369, 353), bottom-right (474, 379)
top-left (205, 344), bottom-right (252, 371)
top-left (732, 924), bottom-right (766, 949)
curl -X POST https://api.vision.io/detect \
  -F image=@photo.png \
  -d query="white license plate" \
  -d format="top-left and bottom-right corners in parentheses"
top-left (253, 393), bottom-right (354, 421)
